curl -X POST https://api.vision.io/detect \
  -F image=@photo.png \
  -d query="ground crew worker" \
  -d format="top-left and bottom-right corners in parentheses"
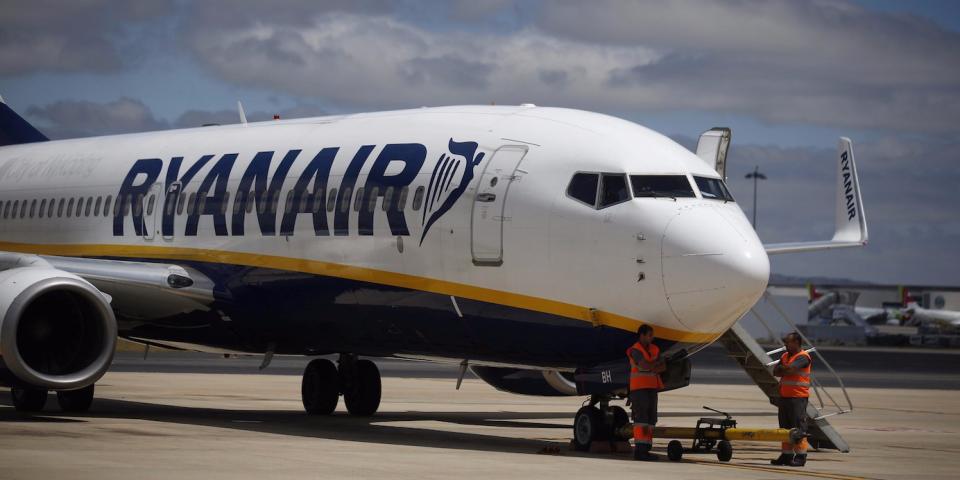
top-left (771, 331), bottom-right (812, 467)
top-left (626, 324), bottom-right (666, 461)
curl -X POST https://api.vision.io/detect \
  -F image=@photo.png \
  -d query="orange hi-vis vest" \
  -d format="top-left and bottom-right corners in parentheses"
top-left (779, 350), bottom-right (812, 398)
top-left (626, 342), bottom-right (664, 391)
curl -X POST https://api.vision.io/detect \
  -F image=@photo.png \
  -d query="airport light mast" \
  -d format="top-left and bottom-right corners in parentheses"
top-left (745, 166), bottom-right (767, 228)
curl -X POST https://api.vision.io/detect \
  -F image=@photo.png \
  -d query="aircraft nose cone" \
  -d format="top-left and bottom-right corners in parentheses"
top-left (661, 205), bottom-right (769, 332)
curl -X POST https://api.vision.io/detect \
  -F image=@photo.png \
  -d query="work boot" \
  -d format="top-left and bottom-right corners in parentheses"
top-left (634, 447), bottom-right (659, 461)
top-left (770, 454), bottom-right (791, 465)
top-left (787, 454), bottom-right (807, 467)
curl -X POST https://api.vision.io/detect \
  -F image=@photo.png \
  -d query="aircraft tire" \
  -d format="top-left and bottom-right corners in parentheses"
top-left (609, 405), bottom-right (629, 438)
top-left (572, 406), bottom-right (604, 451)
top-left (11, 386), bottom-right (47, 412)
top-left (344, 359), bottom-right (381, 416)
top-left (302, 359), bottom-right (340, 415)
top-left (57, 384), bottom-right (95, 412)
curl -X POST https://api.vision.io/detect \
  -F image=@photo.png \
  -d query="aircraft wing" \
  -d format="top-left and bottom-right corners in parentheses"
top-left (0, 252), bottom-right (216, 320)
top-left (764, 137), bottom-right (868, 255)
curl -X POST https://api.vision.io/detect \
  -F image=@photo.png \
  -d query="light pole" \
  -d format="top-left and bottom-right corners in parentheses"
top-left (744, 165), bottom-right (767, 229)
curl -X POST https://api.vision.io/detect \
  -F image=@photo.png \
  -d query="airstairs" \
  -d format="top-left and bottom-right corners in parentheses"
top-left (718, 292), bottom-right (853, 452)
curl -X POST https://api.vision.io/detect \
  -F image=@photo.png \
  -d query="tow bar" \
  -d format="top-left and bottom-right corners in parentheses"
top-left (612, 406), bottom-right (806, 462)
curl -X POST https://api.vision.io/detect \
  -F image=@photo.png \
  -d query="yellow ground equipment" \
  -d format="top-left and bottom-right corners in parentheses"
top-left (613, 406), bottom-right (804, 462)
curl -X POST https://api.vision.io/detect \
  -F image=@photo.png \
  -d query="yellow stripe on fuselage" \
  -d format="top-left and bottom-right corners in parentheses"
top-left (0, 241), bottom-right (720, 343)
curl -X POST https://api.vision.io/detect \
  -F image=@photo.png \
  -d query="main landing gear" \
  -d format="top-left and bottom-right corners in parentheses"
top-left (10, 384), bottom-right (95, 413)
top-left (301, 354), bottom-right (382, 416)
top-left (572, 395), bottom-right (630, 451)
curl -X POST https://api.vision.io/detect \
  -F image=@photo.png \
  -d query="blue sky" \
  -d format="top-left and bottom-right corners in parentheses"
top-left (1, 0), bottom-right (958, 286)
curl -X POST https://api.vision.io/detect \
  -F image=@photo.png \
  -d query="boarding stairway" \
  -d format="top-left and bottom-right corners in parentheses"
top-left (717, 292), bottom-right (852, 452)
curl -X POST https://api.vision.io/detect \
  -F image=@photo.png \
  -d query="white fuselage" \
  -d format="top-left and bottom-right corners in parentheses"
top-left (0, 106), bottom-right (769, 363)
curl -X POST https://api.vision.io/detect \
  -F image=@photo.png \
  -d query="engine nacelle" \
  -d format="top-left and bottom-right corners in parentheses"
top-left (470, 366), bottom-right (579, 396)
top-left (0, 266), bottom-right (116, 390)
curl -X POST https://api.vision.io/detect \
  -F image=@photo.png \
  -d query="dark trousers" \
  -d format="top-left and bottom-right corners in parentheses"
top-left (629, 389), bottom-right (658, 425)
top-left (778, 397), bottom-right (809, 455)
top-left (629, 389), bottom-right (658, 452)
top-left (777, 397), bottom-right (808, 431)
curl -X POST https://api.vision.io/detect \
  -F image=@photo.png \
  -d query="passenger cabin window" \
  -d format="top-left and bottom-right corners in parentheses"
top-left (630, 175), bottom-right (696, 199)
top-left (412, 186), bottom-right (425, 211)
top-left (398, 186), bottom-right (409, 211)
top-left (694, 176), bottom-right (735, 202)
top-left (567, 173), bottom-right (599, 207)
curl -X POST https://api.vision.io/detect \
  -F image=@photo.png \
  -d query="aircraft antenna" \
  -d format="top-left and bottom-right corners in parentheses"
top-left (237, 101), bottom-right (248, 125)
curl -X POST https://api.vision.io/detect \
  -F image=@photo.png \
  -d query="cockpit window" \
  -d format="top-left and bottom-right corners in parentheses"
top-left (694, 176), bottom-right (735, 201)
top-left (599, 174), bottom-right (630, 208)
top-left (567, 173), bottom-right (599, 207)
top-left (630, 175), bottom-right (696, 199)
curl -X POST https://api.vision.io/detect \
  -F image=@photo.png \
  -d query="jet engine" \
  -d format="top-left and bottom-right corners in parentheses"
top-left (0, 266), bottom-right (116, 391)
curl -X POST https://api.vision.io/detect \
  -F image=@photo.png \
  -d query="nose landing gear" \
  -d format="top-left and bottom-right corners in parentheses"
top-left (300, 354), bottom-right (382, 416)
top-left (572, 395), bottom-right (630, 451)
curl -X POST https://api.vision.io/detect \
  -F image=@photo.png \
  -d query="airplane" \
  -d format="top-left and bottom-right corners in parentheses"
top-left (808, 285), bottom-right (960, 328)
top-left (0, 98), bottom-right (867, 446)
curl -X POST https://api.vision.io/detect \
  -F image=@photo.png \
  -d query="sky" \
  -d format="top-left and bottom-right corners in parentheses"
top-left (0, 0), bottom-right (957, 286)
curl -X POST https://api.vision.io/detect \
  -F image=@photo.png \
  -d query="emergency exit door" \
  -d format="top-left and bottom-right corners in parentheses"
top-left (470, 146), bottom-right (527, 266)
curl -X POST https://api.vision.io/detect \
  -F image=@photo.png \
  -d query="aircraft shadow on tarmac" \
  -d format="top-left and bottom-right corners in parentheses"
top-left (0, 391), bottom-right (773, 458)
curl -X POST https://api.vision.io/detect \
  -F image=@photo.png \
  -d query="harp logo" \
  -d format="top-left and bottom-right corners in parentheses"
top-left (420, 139), bottom-right (486, 245)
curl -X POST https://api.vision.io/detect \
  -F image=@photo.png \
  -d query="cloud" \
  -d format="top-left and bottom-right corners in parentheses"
top-left (25, 97), bottom-right (168, 139)
top-left (183, 13), bottom-right (658, 110)
top-left (173, 104), bottom-right (328, 129)
top-left (534, 0), bottom-right (960, 132)
top-left (173, 1), bottom-right (960, 134)
top-left (24, 98), bottom-right (327, 139)
top-left (0, 0), bottom-right (174, 75)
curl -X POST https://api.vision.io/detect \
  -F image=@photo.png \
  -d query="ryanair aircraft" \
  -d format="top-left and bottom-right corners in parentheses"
top-left (0, 99), bottom-right (866, 428)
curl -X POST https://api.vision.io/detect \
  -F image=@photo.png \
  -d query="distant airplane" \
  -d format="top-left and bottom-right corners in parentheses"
top-left (0, 98), bottom-right (866, 443)
top-left (808, 285), bottom-right (960, 327)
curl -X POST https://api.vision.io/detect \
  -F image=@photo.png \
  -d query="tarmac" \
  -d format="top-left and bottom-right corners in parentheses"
top-left (1, 352), bottom-right (959, 479)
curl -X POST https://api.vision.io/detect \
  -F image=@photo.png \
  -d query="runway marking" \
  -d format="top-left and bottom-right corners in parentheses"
top-left (687, 459), bottom-right (877, 480)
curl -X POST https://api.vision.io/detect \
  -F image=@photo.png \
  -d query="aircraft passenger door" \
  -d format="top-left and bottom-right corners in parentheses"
top-left (142, 182), bottom-right (162, 241)
top-left (470, 146), bottom-right (528, 266)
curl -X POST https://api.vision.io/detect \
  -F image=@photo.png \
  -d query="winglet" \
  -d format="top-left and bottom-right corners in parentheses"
top-left (764, 138), bottom-right (868, 255)
top-left (831, 138), bottom-right (868, 244)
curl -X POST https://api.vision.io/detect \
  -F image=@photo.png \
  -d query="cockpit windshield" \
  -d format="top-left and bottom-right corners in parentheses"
top-left (694, 176), bottom-right (735, 202)
top-left (630, 175), bottom-right (696, 199)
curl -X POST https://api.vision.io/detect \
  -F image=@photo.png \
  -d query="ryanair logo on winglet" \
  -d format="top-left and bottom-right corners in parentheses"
top-left (113, 140), bottom-right (484, 241)
top-left (840, 151), bottom-right (856, 221)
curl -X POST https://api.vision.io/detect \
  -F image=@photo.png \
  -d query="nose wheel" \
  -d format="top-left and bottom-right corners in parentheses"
top-left (572, 397), bottom-right (630, 451)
